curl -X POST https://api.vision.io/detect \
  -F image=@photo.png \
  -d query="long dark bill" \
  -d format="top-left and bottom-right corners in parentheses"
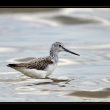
top-left (62, 46), bottom-right (80, 56)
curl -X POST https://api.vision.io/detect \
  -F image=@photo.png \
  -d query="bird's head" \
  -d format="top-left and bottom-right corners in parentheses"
top-left (51, 42), bottom-right (80, 56)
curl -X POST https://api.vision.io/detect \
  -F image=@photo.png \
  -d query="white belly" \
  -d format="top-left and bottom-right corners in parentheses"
top-left (15, 64), bottom-right (57, 79)
top-left (45, 63), bottom-right (57, 76)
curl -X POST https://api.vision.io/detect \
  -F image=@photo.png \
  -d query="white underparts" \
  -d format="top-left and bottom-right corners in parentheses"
top-left (15, 63), bottom-right (57, 79)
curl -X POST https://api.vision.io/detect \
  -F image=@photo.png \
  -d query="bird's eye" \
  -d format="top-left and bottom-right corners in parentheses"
top-left (59, 45), bottom-right (61, 47)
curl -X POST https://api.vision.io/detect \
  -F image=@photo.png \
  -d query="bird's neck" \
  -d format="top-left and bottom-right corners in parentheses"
top-left (50, 49), bottom-right (58, 63)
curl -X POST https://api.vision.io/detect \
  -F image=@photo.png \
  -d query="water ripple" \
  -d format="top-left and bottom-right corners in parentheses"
top-left (0, 47), bottom-right (18, 53)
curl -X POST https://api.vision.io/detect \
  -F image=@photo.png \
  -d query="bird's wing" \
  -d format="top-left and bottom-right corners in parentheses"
top-left (8, 57), bottom-right (54, 70)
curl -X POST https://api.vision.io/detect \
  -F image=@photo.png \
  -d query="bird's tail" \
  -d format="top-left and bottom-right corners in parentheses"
top-left (7, 64), bottom-right (17, 68)
top-left (7, 63), bottom-right (26, 68)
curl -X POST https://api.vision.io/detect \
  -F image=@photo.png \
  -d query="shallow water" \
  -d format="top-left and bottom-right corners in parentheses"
top-left (0, 8), bottom-right (110, 102)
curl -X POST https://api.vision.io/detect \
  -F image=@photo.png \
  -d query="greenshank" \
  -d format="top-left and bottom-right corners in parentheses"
top-left (7, 42), bottom-right (80, 79)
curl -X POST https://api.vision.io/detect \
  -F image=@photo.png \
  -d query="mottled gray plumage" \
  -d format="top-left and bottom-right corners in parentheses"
top-left (8, 57), bottom-right (54, 70)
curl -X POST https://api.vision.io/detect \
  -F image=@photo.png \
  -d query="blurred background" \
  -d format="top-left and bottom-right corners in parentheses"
top-left (0, 8), bottom-right (110, 102)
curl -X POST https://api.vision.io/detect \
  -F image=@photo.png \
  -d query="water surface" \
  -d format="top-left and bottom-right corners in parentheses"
top-left (0, 8), bottom-right (110, 102)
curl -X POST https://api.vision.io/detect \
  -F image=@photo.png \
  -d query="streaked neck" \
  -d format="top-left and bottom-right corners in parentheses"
top-left (50, 49), bottom-right (58, 63)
